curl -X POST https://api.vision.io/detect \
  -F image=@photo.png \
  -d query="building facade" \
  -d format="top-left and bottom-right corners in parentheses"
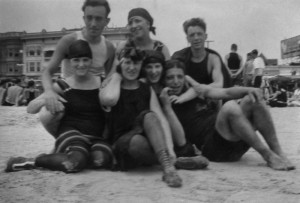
top-left (0, 27), bottom-right (129, 81)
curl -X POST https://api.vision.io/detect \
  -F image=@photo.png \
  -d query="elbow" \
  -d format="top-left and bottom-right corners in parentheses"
top-left (99, 94), bottom-right (118, 107)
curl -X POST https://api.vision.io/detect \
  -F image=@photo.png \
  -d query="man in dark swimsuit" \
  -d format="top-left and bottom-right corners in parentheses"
top-left (224, 44), bottom-right (244, 86)
top-left (172, 17), bottom-right (231, 89)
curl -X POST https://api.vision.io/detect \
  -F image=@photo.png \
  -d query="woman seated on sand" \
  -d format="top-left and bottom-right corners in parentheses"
top-left (100, 47), bottom-right (182, 188)
top-left (5, 40), bottom-right (114, 173)
top-left (288, 82), bottom-right (300, 107)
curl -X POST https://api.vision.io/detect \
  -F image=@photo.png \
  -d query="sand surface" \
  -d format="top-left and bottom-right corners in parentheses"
top-left (0, 106), bottom-right (299, 203)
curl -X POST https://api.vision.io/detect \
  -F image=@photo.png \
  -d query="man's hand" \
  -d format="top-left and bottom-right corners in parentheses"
top-left (44, 90), bottom-right (66, 114)
top-left (185, 75), bottom-right (203, 95)
top-left (247, 88), bottom-right (263, 103)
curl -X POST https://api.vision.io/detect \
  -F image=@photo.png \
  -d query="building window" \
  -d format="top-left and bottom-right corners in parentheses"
top-left (29, 62), bottom-right (35, 72)
top-left (44, 50), bottom-right (54, 58)
top-left (8, 49), bottom-right (14, 57)
top-left (37, 62), bottom-right (41, 72)
top-left (8, 64), bottom-right (13, 72)
top-left (29, 50), bottom-right (35, 56)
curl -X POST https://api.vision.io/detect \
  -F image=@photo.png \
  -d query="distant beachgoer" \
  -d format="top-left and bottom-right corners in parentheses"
top-left (0, 80), bottom-right (8, 105)
top-left (6, 40), bottom-right (114, 173)
top-left (243, 52), bottom-right (254, 87)
top-left (251, 49), bottom-right (265, 88)
top-left (3, 78), bottom-right (24, 106)
top-left (268, 84), bottom-right (288, 107)
top-left (288, 81), bottom-right (300, 107)
top-left (224, 44), bottom-right (244, 86)
top-left (100, 47), bottom-right (182, 187)
top-left (24, 80), bottom-right (40, 105)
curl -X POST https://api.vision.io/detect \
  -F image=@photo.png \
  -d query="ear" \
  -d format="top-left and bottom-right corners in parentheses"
top-left (106, 18), bottom-right (111, 25)
top-left (204, 33), bottom-right (208, 40)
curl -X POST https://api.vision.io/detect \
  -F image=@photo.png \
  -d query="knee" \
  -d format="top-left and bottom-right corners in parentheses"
top-left (64, 151), bottom-right (88, 173)
top-left (144, 111), bottom-right (159, 124)
top-left (221, 101), bottom-right (243, 119)
top-left (129, 135), bottom-right (151, 154)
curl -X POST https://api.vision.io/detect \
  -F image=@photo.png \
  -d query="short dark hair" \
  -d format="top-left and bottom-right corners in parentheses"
top-left (183, 18), bottom-right (206, 34)
top-left (82, 0), bottom-right (111, 17)
top-left (251, 49), bottom-right (258, 56)
top-left (231, 44), bottom-right (237, 51)
top-left (162, 59), bottom-right (186, 81)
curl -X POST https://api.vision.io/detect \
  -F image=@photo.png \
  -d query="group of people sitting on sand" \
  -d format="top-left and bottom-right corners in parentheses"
top-left (5, 0), bottom-right (294, 188)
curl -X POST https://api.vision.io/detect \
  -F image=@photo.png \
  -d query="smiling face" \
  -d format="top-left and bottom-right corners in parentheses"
top-left (186, 26), bottom-right (207, 50)
top-left (120, 58), bottom-right (143, 81)
top-left (144, 62), bottom-right (163, 84)
top-left (83, 6), bottom-right (109, 38)
top-left (128, 16), bottom-right (150, 39)
top-left (164, 66), bottom-right (185, 96)
top-left (70, 57), bottom-right (92, 76)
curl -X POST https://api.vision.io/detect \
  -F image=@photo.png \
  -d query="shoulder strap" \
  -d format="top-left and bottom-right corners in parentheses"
top-left (56, 79), bottom-right (71, 93)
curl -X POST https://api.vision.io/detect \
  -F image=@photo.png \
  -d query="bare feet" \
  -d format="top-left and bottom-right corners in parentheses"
top-left (265, 152), bottom-right (289, 171)
top-left (278, 154), bottom-right (296, 170)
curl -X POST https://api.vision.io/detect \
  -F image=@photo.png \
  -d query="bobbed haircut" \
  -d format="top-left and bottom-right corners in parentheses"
top-left (82, 0), bottom-right (111, 17)
top-left (183, 18), bottom-right (206, 34)
top-left (161, 59), bottom-right (186, 81)
top-left (116, 47), bottom-right (145, 78)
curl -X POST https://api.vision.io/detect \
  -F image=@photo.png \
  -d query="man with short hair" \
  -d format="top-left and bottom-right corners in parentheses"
top-left (251, 49), bottom-right (265, 88)
top-left (39, 0), bottom-right (115, 136)
top-left (224, 43), bottom-right (243, 86)
top-left (42, 0), bottom-right (115, 115)
top-left (172, 17), bottom-right (232, 88)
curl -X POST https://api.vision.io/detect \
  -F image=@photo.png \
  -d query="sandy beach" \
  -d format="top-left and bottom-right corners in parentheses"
top-left (0, 106), bottom-right (299, 203)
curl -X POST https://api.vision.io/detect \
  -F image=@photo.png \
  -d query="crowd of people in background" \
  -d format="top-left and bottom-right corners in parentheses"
top-left (224, 44), bottom-right (300, 108)
top-left (0, 78), bottom-right (41, 106)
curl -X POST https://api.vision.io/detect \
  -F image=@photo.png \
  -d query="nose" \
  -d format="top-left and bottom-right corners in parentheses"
top-left (173, 77), bottom-right (179, 84)
top-left (90, 18), bottom-right (97, 27)
top-left (79, 59), bottom-right (85, 67)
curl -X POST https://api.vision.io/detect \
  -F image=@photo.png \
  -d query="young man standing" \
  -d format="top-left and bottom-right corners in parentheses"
top-left (172, 18), bottom-right (231, 88)
top-left (42, 0), bottom-right (115, 115)
top-left (251, 49), bottom-right (266, 88)
top-left (39, 0), bottom-right (115, 136)
top-left (224, 43), bottom-right (244, 86)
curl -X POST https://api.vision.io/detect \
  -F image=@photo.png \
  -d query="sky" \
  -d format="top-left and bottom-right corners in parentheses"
top-left (1, 0), bottom-right (300, 63)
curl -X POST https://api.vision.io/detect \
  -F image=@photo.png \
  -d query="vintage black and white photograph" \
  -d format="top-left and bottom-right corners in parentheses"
top-left (0, 0), bottom-right (300, 202)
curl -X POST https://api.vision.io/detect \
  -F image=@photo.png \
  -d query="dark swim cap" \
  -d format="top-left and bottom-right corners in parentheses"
top-left (68, 40), bottom-right (92, 59)
top-left (128, 8), bottom-right (156, 35)
top-left (143, 50), bottom-right (165, 67)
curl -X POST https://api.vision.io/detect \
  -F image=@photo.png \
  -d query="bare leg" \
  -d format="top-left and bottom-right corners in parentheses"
top-left (39, 107), bottom-right (64, 138)
top-left (216, 100), bottom-right (289, 170)
top-left (143, 112), bottom-right (182, 187)
top-left (240, 97), bottom-right (295, 170)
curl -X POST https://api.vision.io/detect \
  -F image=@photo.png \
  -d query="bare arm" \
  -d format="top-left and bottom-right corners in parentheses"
top-left (41, 35), bottom-right (71, 113)
top-left (186, 75), bottom-right (263, 102)
top-left (99, 72), bottom-right (122, 107)
top-left (209, 54), bottom-right (224, 88)
top-left (160, 87), bottom-right (186, 147)
top-left (27, 83), bottom-right (64, 114)
top-left (150, 88), bottom-right (176, 160)
top-left (234, 55), bottom-right (244, 76)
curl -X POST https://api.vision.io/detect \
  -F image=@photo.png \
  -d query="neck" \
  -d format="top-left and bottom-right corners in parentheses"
top-left (133, 35), bottom-right (152, 49)
top-left (83, 28), bottom-right (101, 44)
top-left (122, 79), bottom-right (139, 90)
top-left (191, 47), bottom-right (206, 62)
top-left (151, 83), bottom-right (162, 94)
